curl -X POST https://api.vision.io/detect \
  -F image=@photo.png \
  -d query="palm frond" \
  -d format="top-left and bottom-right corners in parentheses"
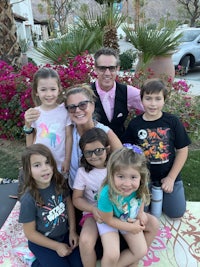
top-left (78, 6), bottom-right (126, 32)
top-left (36, 28), bottom-right (102, 64)
top-left (123, 24), bottom-right (182, 64)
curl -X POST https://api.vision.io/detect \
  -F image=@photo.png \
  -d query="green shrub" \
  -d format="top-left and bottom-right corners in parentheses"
top-left (119, 49), bottom-right (137, 70)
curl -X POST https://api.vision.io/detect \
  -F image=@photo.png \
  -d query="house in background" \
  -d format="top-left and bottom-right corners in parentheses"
top-left (31, 0), bottom-right (49, 44)
top-left (13, 12), bottom-right (27, 40)
top-left (11, 0), bottom-right (48, 47)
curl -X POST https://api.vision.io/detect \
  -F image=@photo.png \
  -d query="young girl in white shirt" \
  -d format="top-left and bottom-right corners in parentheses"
top-left (72, 128), bottom-right (110, 267)
top-left (24, 67), bottom-right (72, 174)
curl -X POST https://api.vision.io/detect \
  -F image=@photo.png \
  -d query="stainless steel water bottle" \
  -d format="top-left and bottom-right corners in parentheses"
top-left (150, 184), bottom-right (163, 218)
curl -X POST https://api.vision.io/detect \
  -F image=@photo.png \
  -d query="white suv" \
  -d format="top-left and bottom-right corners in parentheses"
top-left (172, 27), bottom-right (200, 75)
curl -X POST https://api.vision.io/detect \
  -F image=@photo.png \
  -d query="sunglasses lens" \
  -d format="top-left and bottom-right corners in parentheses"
top-left (95, 148), bottom-right (105, 156)
top-left (68, 106), bottom-right (76, 113)
top-left (79, 102), bottom-right (88, 110)
top-left (109, 66), bottom-right (117, 71)
top-left (84, 148), bottom-right (105, 158)
top-left (66, 101), bottom-right (90, 113)
top-left (84, 151), bottom-right (93, 158)
top-left (98, 66), bottom-right (106, 72)
top-left (97, 66), bottom-right (117, 72)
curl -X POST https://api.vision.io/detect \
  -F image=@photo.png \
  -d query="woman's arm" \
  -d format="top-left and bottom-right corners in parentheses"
top-left (23, 221), bottom-right (72, 257)
top-left (107, 129), bottom-right (122, 151)
top-left (62, 125), bottom-right (73, 173)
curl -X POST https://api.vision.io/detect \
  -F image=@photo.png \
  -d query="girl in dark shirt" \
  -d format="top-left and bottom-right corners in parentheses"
top-left (19, 144), bottom-right (83, 267)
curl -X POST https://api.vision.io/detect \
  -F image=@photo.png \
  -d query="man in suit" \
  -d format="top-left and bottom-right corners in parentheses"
top-left (91, 47), bottom-right (144, 140)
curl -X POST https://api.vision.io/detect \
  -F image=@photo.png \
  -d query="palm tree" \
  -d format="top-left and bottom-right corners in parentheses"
top-left (0, 1), bottom-right (21, 68)
top-left (36, 2), bottom-right (126, 61)
top-left (78, 5), bottom-right (126, 53)
top-left (102, 6), bottom-right (124, 52)
top-left (36, 28), bottom-right (102, 64)
top-left (134, 0), bottom-right (140, 29)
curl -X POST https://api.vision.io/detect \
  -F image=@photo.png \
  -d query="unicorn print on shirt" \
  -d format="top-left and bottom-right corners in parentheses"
top-left (39, 123), bottom-right (61, 147)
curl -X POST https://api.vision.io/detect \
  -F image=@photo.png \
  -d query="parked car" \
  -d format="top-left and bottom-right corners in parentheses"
top-left (172, 27), bottom-right (200, 75)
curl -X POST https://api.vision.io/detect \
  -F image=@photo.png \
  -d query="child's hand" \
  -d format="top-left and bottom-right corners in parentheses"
top-left (127, 218), bottom-right (136, 223)
top-left (92, 207), bottom-right (103, 223)
top-left (61, 159), bottom-right (69, 175)
top-left (69, 230), bottom-right (79, 249)
top-left (130, 219), bottom-right (145, 234)
top-left (56, 243), bottom-right (72, 257)
top-left (24, 108), bottom-right (40, 126)
top-left (137, 211), bottom-right (148, 226)
top-left (161, 176), bottom-right (174, 193)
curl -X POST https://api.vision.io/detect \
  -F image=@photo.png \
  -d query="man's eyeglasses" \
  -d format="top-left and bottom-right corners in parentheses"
top-left (83, 148), bottom-right (107, 158)
top-left (96, 66), bottom-right (118, 73)
top-left (66, 100), bottom-right (92, 113)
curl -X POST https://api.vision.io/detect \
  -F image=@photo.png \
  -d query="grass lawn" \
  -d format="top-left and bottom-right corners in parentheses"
top-left (0, 139), bottom-right (25, 180)
top-left (0, 138), bottom-right (199, 201)
top-left (181, 149), bottom-right (200, 201)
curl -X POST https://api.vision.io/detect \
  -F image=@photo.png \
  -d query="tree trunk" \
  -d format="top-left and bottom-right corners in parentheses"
top-left (103, 25), bottom-right (119, 53)
top-left (190, 17), bottom-right (196, 27)
top-left (134, 0), bottom-right (140, 29)
top-left (0, 1), bottom-right (21, 69)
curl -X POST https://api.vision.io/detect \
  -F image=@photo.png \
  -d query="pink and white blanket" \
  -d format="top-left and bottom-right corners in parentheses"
top-left (0, 201), bottom-right (199, 267)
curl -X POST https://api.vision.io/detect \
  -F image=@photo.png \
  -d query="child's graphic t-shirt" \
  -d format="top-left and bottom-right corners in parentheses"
top-left (32, 103), bottom-right (71, 171)
top-left (19, 182), bottom-right (69, 241)
top-left (122, 112), bottom-right (191, 182)
top-left (98, 184), bottom-right (142, 220)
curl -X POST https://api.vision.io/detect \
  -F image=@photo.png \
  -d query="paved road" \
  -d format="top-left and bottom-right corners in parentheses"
top-left (186, 66), bottom-right (200, 81)
top-left (181, 67), bottom-right (200, 96)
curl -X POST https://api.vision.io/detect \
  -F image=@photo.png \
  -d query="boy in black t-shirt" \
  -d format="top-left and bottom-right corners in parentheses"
top-left (122, 78), bottom-right (191, 219)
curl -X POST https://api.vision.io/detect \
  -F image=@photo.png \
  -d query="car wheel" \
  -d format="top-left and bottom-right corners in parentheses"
top-left (180, 56), bottom-right (190, 75)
